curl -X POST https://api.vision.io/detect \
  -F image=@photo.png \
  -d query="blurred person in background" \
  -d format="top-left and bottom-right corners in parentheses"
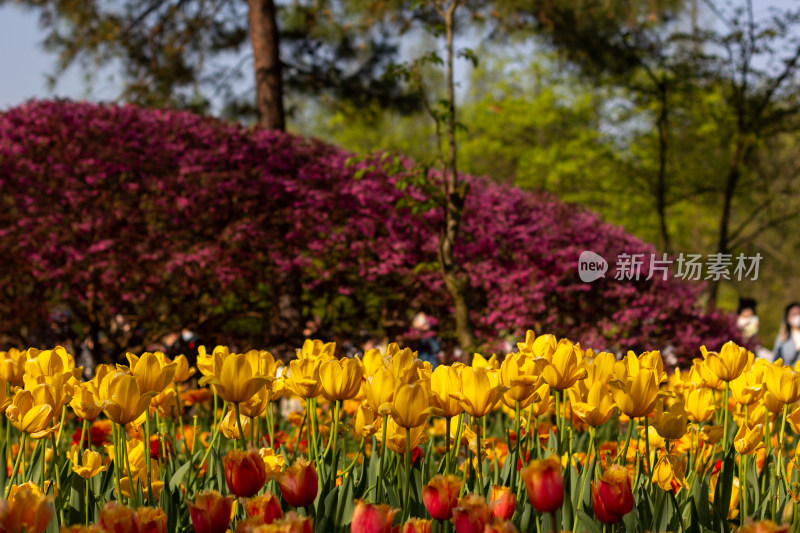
top-left (736, 298), bottom-right (760, 339)
top-left (773, 302), bottom-right (800, 365)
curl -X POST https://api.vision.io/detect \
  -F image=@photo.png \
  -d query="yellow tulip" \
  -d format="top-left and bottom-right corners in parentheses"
top-left (0, 377), bottom-right (10, 414)
top-left (5, 388), bottom-right (56, 439)
top-left (381, 417), bottom-right (427, 454)
top-left (287, 358), bottom-right (322, 399)
top-left (364, 368), bottom-right (396, 415)
top-left (569, 381), bottom-right (616, 427)
top-left (239, 385), bottom-right (271, 418)
top-left (297, 339), bottom-right (336, 360)
top-left (27, 373), bottom-right (74, 414)
top-left (258, 447), bottom-right (285, 481)
top-left (104, 373), bottom-right (157, 426)
top-left (197, 345), bottom-right (229, 377)
top-left (582, 351), bottom-right (617, 386)
top-left (430, 364), bottom-right (464, 419)
top-left (615, 351), bottom-right (666, 385)
top-left (471, 353), bottom-right (499, 370)
top-left (69, 444), bottom-right (107, 478)
top-left (220, 409), bottom-right (251, 440)
top-left (1, 484), bottom-right (54, 533)
top-left (684, 387), bottom-right (716, 423)
top-left (703, 341), bottom-right (749, 382)
top-left (763, 391), bottom-right (786, 414)
top-left (126, 352), bottom-right (177, 395)
top-left (171, 354), bottom-right (196, 382)
top-left (24, 346), bottom-right (81, 380)
top-left (319, 357), bottom-right (364, 402)
top-left (361, 348), bottom-right (387, 377)
top-left (389, 345), bottom-right (425, 384)
top-left (69, 381), bottom-right (106, 421)
top-left (766, 365), bottom-right (800, 405)
top-left (541, 341), bottom-right (587, 391)
top-left (500, 352), bottom-right (545, 408)
top-left (693, 356), bottom-right (725, 391)
top-left (529, 383), bottom-right (555, 417)
top-left (730, 370), bottom-right (764, 406)
top-left (455, 367), bottom-right (507, 418)
top-left (201, 351), bottom-right (270, 405)
top-left (652, 399), bottom-right (688, 440)
top-left (0, 348), bottom-right (27, 386)
top-left (700, 425), bottom-right (724, 445)
top-left (352, 402), bottom-right (382, 438)
top-left (610, 370), bottom-right (661, 419)
top-left (652, 454), bottom-right (687, 491)
top-left (733, 423), bottom-right (765, 455)
top-left (516, 331), bottom-right (557, 360)
top-left (390, 383), bottom-right (431, 429)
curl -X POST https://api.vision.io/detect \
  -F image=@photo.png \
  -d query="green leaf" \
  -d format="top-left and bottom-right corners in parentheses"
top-left (169, 460), bottom-right (193, 492)
top-left (576, 508), bottom-right (603, 533)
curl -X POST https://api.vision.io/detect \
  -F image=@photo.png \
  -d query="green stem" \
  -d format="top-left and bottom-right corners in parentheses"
top-left (511, 402), bottom-right (520, 494)
top-left (617, 420), bottom-right (635, 465)
top-left (78, 419), bottom-right (88, 451)
top-left (445, 416), bottom-right (452, 475)
top-left (85, 476), bottom-right (91, 525)
top-left (144, 411), bottom-right (154, 505)
top-left (555, 392), bottom-right (561, 455)
top-left (234, 403), bottom-right (248, 449)
top-left (475, 417), bottom-right (483, 494)
top-left (376, 414), bottom-right (388, 503)
top-left (723, 382), bottom-right (730, 454)
top-left (403, 427), bottom-right (412, 522)
top-left (644, 416), bottom-right (652, 476)
top-left (174, 382), bottom-right (187, 455)
top-left (5, 433), bottom-right (25, 498)
top-left (111, 423), bottom-right (123, 503)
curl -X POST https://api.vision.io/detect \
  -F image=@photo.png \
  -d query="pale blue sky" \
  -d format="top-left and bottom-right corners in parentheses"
top-left (1, 1), bottom-right (798, 111)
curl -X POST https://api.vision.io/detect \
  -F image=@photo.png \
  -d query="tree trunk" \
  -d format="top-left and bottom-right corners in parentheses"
top-left (656, 84), bottom-right (671, 253)
top-left (248, 0), bottom-right (285, 131)
top-left (439, 1), bottom-right (475, 352)
top-left (708, 141), bottom-right (744, 308)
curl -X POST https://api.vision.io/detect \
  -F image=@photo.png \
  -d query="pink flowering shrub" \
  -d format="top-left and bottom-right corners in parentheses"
top-left (0, 100), bottom-right (740, 364)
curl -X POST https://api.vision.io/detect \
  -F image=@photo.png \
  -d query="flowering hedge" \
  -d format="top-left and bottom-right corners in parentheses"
top-left (0, 100), bottom-right (740, 362)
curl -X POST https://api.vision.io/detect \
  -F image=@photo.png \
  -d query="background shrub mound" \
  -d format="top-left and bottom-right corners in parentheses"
top-left (0, 100), bottom-right (739, 364)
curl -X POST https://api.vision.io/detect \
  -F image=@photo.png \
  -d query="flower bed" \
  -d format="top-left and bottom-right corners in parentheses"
top-left (0, 335), bottom-right (794, 533)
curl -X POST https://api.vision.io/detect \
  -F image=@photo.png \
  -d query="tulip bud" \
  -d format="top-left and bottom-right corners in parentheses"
top-left (244, 492), bottom-right (284, 524)
top-left (483, 519), bottom-right (519, 533)
top-left (351, 500), bottom-right (399, 533)
top-left (489, 485), bottom-right (516, 520)
top-left (237, 511), bottom-right (312, 533)
top-left (2, 485), bottom-right (54, 533)
top-left (590, 465), bottom-right (634, 524)
top-left (136, 507), bottom-right (168, 533)
top-left (401, 518), bottom-right (432, 533)
top-left (422, 475), bottom-right (462, 520)
top-left (277, 458), bottom-right (318, 508)
top-left (451, 494), bottom-right (491, 533)
top-left (520, 455), bottom-right (564, 513)
top-left (223, 449), bottom-right (267, 498)
top-left (187, 490), bottom-right (235, 533)
top-left (99, 502), bottom-right (137, 533)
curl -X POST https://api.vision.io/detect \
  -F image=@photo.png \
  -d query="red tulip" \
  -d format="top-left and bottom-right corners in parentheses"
top-left (520, 455), bottom-right (564, 513)
top-left (422, 475), bottom-right (462, 521)
top-left (591, 465), bottom-right (634, 524)
top-left (223, 449), bottom-right (267, 498)
top-left (277, 458), bottom-right (318, 508)
top-left (351, 500), bottom-right (399, 533)
top-left (451, 494), bottom-right (490, 533)
top-left (489, 485), bottom-right (516, 520)
top-left (187, 490), bottom-right (234, 533)
top-left (244, 492), bottom-right (284, 524)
